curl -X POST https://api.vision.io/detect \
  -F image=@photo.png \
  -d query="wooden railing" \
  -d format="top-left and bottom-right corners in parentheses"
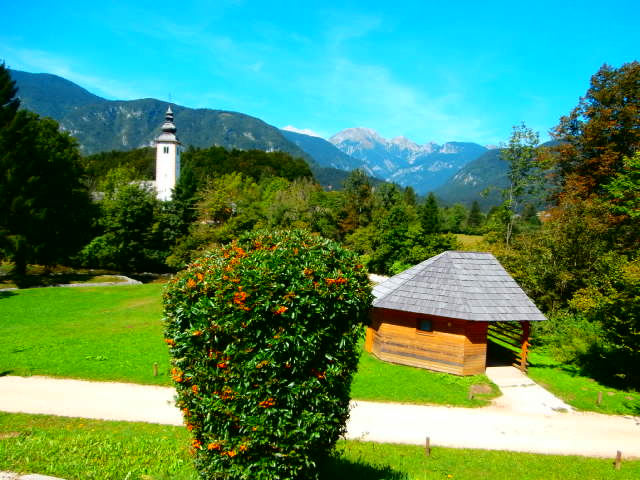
top-left (487, 321), bottom-right (530, 372)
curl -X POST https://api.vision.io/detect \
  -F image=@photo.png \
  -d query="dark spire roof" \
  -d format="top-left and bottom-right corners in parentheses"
top-left (156, 106), bottom-right (179, 142)
top-left (373, 251), bottom-right (546, 322)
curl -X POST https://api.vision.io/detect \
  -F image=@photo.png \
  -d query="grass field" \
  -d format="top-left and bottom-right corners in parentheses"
top-left (0, 284), bottom-right (497, 406)
top-left (0, 284), bottom-right (171, 385)
top-left (454, 234), bottom-right (485, 251)
top-left (1, 412), bottom-right (637, 480)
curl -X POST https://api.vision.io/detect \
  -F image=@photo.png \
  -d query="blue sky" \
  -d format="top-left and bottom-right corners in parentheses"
top-left (2, 0), bottom-right (639, 145)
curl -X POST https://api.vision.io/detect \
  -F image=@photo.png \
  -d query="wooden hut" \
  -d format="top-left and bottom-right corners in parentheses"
top-left (366, 251), bottom-right (546, 375)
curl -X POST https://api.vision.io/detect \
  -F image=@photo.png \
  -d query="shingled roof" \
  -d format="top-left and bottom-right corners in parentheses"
top-left (372, 251), bottom-right (546, 322)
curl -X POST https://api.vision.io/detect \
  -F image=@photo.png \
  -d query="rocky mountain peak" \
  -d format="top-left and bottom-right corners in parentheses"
top-left (441, 142), bottom-right (462, 154)
top-left (329, 127), bottom-right (386, 148)
top-left (390, 136), bottom-right (420, 152)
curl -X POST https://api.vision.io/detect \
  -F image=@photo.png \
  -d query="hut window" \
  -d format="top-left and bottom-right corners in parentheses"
top-left (417, 319), bottom-right (433, 333)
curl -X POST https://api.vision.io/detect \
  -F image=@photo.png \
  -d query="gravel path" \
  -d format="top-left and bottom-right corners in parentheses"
top-left (1, 368), bottom-right (638, 459)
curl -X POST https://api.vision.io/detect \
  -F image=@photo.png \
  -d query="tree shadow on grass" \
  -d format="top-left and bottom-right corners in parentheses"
top-left (319, 456), bottom-right (407, 480)
top-left (579, 348), bottom-right (640, 391)
top-left (0, 290), bottom-right (17, 299)
top-left (529, 348), bottom-right (640, 412)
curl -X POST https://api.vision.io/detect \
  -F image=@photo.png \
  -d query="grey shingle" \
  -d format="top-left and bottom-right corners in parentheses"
top-left (372, 251), bottom-right (546, 322)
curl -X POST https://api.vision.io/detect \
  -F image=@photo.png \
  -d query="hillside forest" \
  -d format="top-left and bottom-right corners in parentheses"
top-left (0, 61), bottom-right (638, 389)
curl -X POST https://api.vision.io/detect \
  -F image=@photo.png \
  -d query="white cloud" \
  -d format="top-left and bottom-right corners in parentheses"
top-left (281, 125), bottom-right (323, 138)
top-left (301, 56), bottom-right (494, 144)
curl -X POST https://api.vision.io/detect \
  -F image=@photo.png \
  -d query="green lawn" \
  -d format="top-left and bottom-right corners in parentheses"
top-left (0, 284), bottom-right (497, 406)
top-left (1, 413), bottom-right (637, 480)
top-left (352, 349), bottom-right (498, 407)
top-left (0, 284), bottom-right (171, 385)
top-left (527, 351), bottom-right (640, 416)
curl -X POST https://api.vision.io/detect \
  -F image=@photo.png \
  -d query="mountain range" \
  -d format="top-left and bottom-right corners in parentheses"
top-left (10, 69), bottom-right (508, 204)
top-left (434, 148), bottom-right (505, 209)
top-left (328, 128), bottom-right (489, 194)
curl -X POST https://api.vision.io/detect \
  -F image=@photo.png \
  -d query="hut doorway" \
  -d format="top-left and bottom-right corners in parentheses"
top-left (486, 321), bottom-right (531, 372)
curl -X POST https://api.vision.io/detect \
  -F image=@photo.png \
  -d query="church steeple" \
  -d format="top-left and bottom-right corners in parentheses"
top-left (161, 106), bottom-right (177, 136)
top-left (155, 106), bottom-right (181, 201)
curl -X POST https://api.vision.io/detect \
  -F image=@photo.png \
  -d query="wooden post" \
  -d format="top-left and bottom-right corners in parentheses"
top-left (425, 436), bottom-right (431, 457)
top-left (467, 387), bottom-right (474, 401)
top-left (153, 362), bottom-right (158, 377)
top-left (365, 326), bottom-right (375, 353)
top-left (520, 321), bottom-right (530, 372)
top-left (597, 391), bottom-right (603, 406)
top-left (615, 450), bottom-right (622, 470)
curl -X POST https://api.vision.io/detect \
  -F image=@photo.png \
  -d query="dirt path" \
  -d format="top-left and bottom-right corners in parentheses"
top-left (1, 372), bottom-right (638, 459)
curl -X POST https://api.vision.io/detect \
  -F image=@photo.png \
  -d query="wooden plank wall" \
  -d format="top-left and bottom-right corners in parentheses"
top-left (369, 308), bottom-right (489, 375)
top-left (462, 321), bottom-right (489, 375)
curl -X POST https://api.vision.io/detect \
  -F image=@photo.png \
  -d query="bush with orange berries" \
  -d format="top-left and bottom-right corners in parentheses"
top-left (163, 229), bottom-right (372, 479)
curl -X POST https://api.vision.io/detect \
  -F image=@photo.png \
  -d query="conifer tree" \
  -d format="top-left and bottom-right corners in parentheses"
top-left (0, 62), bottom-right (19, 129)
top-left (420, 192), bottom-right (440, 234)
top-left (467, 200), bottom-right (483, 230)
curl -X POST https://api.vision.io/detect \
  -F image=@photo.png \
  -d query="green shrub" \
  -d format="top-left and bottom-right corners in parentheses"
top-left (531, 311), bottom-right (603, 364)
top-left (163, 229), bottom-right (372, 479)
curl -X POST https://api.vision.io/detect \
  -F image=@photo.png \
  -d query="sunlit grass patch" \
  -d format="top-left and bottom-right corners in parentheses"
top-left (1, 413), bottom-right (638, 480)
top-left (351, 350), bottom-right (499, 407)
top-left (0, 284), bottom-right (170, 385)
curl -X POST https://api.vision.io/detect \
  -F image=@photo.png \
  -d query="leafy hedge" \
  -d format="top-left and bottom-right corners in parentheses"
top-left (163, 230), bottom-right (372, 479)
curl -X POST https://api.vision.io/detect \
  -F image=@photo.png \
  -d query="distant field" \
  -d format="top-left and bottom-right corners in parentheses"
top-left (455, 234), bottom-right (485, 250)
top-left (0, 284), bottom-right (496, 406)
top-left (1, 412), bottom-right (637, 480)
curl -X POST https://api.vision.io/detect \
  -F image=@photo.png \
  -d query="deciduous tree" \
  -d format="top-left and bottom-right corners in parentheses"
top-left (499, 123), bottom-right (541, 246)
top-left (552, 61), bottom-right (640, 199)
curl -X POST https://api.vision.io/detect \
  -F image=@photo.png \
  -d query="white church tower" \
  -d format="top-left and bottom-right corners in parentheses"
top-left (155, 106), bottom-right (181, 201)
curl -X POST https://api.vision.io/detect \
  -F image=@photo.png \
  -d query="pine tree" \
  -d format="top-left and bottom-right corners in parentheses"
top-left (420, 193), bottom-right (440, 234)
top-left (467, 200), bottom-right (483, 230)
top-left (0, 62), bottom-right (19, 129)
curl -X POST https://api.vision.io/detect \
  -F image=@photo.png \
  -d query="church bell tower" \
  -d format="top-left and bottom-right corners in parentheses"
top-left (155, 106), bottom-right (181, 201)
